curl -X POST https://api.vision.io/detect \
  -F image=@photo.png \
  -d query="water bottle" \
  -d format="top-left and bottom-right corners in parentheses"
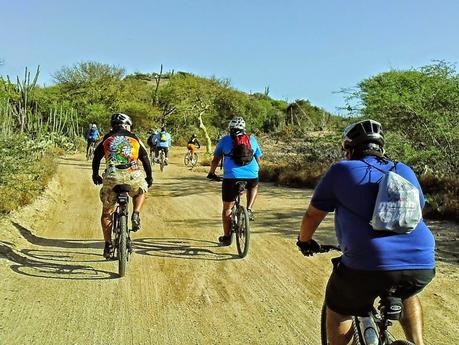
top-left (358, 316), bottom-right (379, 345)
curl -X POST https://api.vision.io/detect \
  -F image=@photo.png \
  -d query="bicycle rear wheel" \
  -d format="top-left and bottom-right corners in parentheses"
top-left (118, 213), bottom-right (128, 277)
top-left (320, 302), bottom-right (328, 345)
top-left (235, 205), bottom-right (250, 258)
top-left (184, 152), bottom-right (191, 166)
top-left (389, 341), bottom-right (415, 345)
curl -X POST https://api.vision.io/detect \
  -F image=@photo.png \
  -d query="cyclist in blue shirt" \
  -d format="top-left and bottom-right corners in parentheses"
top-left (297, 119), bottom-right (434, 345)
top-left (86, 124), bottom-right (100, 157)
top-left (207, 117), bottom-right (262, 246)
top-left (154, 126), bottom-right (172, 165)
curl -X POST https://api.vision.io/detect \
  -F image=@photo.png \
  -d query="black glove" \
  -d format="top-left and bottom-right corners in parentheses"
top-left (145, 177), bottom-right (153, 188)
top-left (296, 238), bottom-right (321, 256)
top-left (92, 175), bottom-right (103, 185)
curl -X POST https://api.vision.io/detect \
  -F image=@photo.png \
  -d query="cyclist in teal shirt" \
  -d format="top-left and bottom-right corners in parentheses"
top-left (207, 117), bottom-right (262, 245)
top-left (297, 120), bottom-right (434, 345)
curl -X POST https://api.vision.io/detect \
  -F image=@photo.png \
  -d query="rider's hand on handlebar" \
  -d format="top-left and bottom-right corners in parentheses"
top-left (145, 177), bottom-right (153, 188)
top-left (92, 174), bottom-right (103, 185)
top-left (296, 238), bottom-right (321, 256)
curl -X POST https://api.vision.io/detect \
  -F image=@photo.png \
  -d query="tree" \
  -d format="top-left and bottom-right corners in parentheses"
top-left (343, 61), bottom-right (459, 173)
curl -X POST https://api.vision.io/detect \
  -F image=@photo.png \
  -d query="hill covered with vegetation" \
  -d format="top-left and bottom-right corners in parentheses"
top-left (0, 61), bottom-right (458, 220)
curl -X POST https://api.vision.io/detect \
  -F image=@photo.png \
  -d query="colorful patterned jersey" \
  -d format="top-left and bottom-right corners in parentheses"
top-left (92, 128), bottom-right (152, 180)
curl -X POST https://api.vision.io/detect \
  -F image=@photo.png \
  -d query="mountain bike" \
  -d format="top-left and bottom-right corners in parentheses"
top-left (184, 150), bottom-right (199, 167)
top-left (314, 245), bottom-right (415, 345)
top-left (111, 184), bottom-right (133, 277)
top-left (231, 181), bottom-right (250, 258)
top-left (86, 141), bottom-right (96, 160)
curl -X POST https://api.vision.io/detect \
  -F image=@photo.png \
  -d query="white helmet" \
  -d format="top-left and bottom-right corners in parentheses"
top-left (91, 124), bottom-right (97, 129)
top-left (111, 113), bottom-right (132, 127)
top-left (229, 117), bottom-right (246, 131)
top-left (343, 119), bottom-right (385, 149)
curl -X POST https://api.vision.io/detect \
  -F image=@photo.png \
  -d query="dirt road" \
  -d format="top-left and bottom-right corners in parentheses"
top-left (0, 149), bottom-right (457, 345)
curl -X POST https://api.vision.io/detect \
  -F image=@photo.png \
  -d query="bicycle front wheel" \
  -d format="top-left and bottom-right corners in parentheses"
top-left (235, 205), bottom-right (250, 258)
top-left (118, 214), bottom-right (128, 277)
top-left (389, 341), bottom-right (415, 345)
top-left (191, 153), bottom-right (199, 166)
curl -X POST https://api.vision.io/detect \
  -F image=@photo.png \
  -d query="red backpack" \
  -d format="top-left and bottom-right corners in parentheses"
top-left (231, 134), bottom-right (254, 166)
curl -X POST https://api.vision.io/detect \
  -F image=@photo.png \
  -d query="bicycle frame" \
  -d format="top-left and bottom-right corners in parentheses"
top-left (317, 246), bottom-right (410, 345)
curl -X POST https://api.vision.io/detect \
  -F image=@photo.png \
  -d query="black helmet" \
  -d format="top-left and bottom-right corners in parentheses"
top-left (342, 119), bottom-right (384, 149)
top-left (111, 113), bottom-right (132, 127)
top-left (192, 133), bottom-right (196, 138)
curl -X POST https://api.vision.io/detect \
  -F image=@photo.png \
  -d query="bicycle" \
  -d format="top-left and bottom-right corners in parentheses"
top-left (110, 184), bottom-right (133, 277)
top-left (314, 245), bottom-right (415, 345)
top-left (184, 150), bottom-right (199, 168)
top-left (86, 141), bottom-right (96, 160)
top-left (207, 176), bottom-right (251, 258)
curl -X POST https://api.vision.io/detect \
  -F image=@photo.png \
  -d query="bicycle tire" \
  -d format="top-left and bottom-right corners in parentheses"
top-left (191, 152), bottom-right (199, 166)
top-left (184, 152), bottom-right (191, 166)
top-left (235, 205), bottom-right (250, 258)
top-left (351, 316), bottom-right (363, 345)
top-left (118, 213), bottom-right (128, 277)
top-left (388, 341), bottom-right (415, 345)
top-left (150, 151), bottom-right (155, 166)
top-left (320, 302), bottom-right (328, 345)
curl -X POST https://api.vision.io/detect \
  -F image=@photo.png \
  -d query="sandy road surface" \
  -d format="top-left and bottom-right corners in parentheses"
top-left (0, 149), bottom-right (457, 345)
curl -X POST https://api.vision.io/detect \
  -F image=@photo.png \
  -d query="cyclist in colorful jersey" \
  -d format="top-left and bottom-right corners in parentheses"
top-left (207, 117), bottom-right (262, 246)
top-left (296, 119), bottom-right (435, 345)
top-left (85, 124), bottom-right (100, 157)
top-left (92, 113), bottom-right (153, 258)
top-left (154, 126), bottom-right (172, 165)
top-left (187, 133), bottom-right (200, 156)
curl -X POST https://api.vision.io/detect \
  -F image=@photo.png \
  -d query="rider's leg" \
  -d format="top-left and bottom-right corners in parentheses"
top-left (247, 184), bottom-right (259, 210)
top-left (326, 307), bottom-right (354, 345)
top-left (132, 192), bottom-right (145, 213)
top-left (101, 206), bottom-right (115, 242)
top-left (222, 201), bottom-right (235, 236)
top-left (400, 295), bottom-right (425, 345)
top-left (86, 141), bottom-right (90, 155)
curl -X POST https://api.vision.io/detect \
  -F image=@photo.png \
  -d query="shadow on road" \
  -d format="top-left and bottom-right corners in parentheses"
top-left (134, 237), bottom-right (239, 261)
top-left (0, 241), bottom-right (118, 280)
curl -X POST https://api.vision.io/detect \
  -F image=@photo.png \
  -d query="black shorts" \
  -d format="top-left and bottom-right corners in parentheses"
top-left (222, 178), bottom-right (258, 202)
top-left (325, 257), bottom-right (435, 316)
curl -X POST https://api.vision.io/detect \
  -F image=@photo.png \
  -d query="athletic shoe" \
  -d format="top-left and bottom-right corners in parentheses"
top-left (218, 235), bottom-right (232, 246)
top-left (103, 241), bottom-right (114, 259)
top-left (132, 211), bottom-right (141, 232)
top-left (247, 209), bottom-right (255, 221)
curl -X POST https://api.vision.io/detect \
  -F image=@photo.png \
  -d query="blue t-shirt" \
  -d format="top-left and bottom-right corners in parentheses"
top-left (214, 134), bottom-right (263, 179)
top-left (87, 129), bottom-right (99, 141)
top-left (311, 156), bottom-right (435, 271)
top-left (155, 132), bottom-right (172, 148)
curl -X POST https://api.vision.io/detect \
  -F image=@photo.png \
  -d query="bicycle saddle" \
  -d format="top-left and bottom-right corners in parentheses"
top-left (235, 181), bottom-right (247, 192)
top-left (379, 295), bottom-right (403, 320)
top-left (113, 184), bottom-right (131, 193)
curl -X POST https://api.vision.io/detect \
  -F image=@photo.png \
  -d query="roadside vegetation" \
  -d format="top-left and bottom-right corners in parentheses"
top-left (0, 61), bottom-right (457, 220)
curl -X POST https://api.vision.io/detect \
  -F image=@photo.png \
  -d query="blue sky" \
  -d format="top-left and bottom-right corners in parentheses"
top-left (1, 0), bottom-right (458, 113)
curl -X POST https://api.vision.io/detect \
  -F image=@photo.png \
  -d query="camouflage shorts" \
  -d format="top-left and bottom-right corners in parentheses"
top-left (100, 168), bottom-right (148, 209)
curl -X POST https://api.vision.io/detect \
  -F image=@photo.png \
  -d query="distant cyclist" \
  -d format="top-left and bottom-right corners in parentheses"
top-left (154, 126), bottom-right (172, 165)
top-left (187, 133), bottom-right (201, 156)
top-left (147, 129), bottom-right (158, 156)
top-left (296, 119), bottom-right (435, 345)
top-left (207, 117), bottom-right (262, 245)
top-left (92, 113), bottom-right (153, 258)
top-left (85, 124), bottom-right (100, 158)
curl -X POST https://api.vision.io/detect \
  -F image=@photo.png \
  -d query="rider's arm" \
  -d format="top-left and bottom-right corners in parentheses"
top-left (92, 142), bottom-right (104, 176)
top-left (209, 156), bottom-right (222, 174)
top-left (138, 144), bottom-right (153, 180)
top-left (299, 205), bottom-right (328, 242)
